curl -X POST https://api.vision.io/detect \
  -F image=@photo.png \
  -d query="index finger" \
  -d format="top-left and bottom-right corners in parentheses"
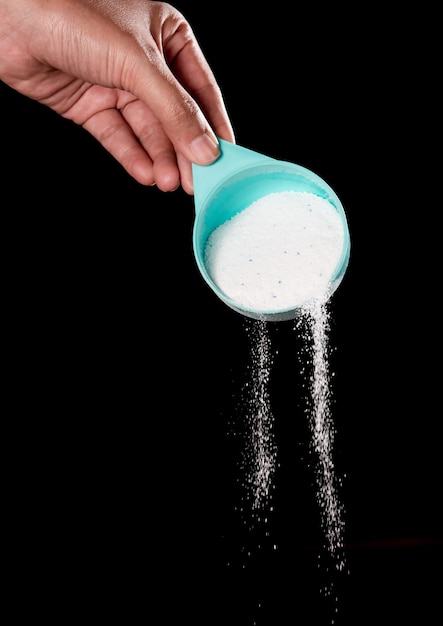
top-left (164, 27), bottom-right (236, 145)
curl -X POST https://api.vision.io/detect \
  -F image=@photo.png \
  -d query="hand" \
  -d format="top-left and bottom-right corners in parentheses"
top-left (0, 0), bottom-right (235, 193)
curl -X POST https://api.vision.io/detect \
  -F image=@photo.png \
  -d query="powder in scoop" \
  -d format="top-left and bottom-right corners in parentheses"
top-left (204, 191), bottom-right (345, 311)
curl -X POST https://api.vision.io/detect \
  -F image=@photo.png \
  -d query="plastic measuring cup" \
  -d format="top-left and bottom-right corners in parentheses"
top-left (192, 139), bottom-right (350, 322)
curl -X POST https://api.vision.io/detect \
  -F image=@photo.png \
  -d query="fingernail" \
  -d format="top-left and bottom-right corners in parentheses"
top-left (189, 132), bottom-right (220, 165)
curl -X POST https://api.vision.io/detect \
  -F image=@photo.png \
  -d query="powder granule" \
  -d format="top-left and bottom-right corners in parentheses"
top-left (204, 191), bottom-right (345, 311)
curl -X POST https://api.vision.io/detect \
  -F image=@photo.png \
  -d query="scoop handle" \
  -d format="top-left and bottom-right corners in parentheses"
top-left (192, 139), bottom-right (276, 215)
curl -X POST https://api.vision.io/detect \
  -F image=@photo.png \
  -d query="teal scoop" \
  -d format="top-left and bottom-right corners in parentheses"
top-left (192, 139), bottom-right (350, 322)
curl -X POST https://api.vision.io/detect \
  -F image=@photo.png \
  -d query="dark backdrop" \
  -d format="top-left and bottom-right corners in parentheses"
top-left (2, 2), bottom-right (441, 624)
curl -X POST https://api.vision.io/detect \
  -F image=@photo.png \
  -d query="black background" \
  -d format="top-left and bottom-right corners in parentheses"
top-left (2, 2), bottom-right (441, 624)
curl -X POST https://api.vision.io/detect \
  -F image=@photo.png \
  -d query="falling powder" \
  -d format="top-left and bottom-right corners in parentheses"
top-left (239, 318), bottom-right (276, 512)
top-left (298, 299), bottom-right (346, 574)
top-left (205, 190), bottom-right (345, 312)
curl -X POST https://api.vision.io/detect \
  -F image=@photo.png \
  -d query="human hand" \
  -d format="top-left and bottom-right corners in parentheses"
top-left (0, 0), bottom-right (235, 193)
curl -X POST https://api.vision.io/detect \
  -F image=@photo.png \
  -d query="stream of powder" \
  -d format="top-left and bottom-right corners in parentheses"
top-left (298, 299), bottom-right (346, 575)
top-left (238, 302), bottom-right (346, 571)
top-left (240, 318), bottom-right (276, 512)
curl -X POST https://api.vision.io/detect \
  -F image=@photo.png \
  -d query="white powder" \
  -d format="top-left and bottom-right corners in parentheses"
top-left (298, 300), bottom-right (346, 574)
top-left (240, 319), bottom-right (276, 512)
top-left (204, 191), bottom-right (345, 312)
top-left (296, 300), bottom-right (347, 623)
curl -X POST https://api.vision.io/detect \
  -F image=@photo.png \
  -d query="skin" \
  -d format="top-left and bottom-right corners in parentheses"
top-left (0, 0), bottom-right (235, 193)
